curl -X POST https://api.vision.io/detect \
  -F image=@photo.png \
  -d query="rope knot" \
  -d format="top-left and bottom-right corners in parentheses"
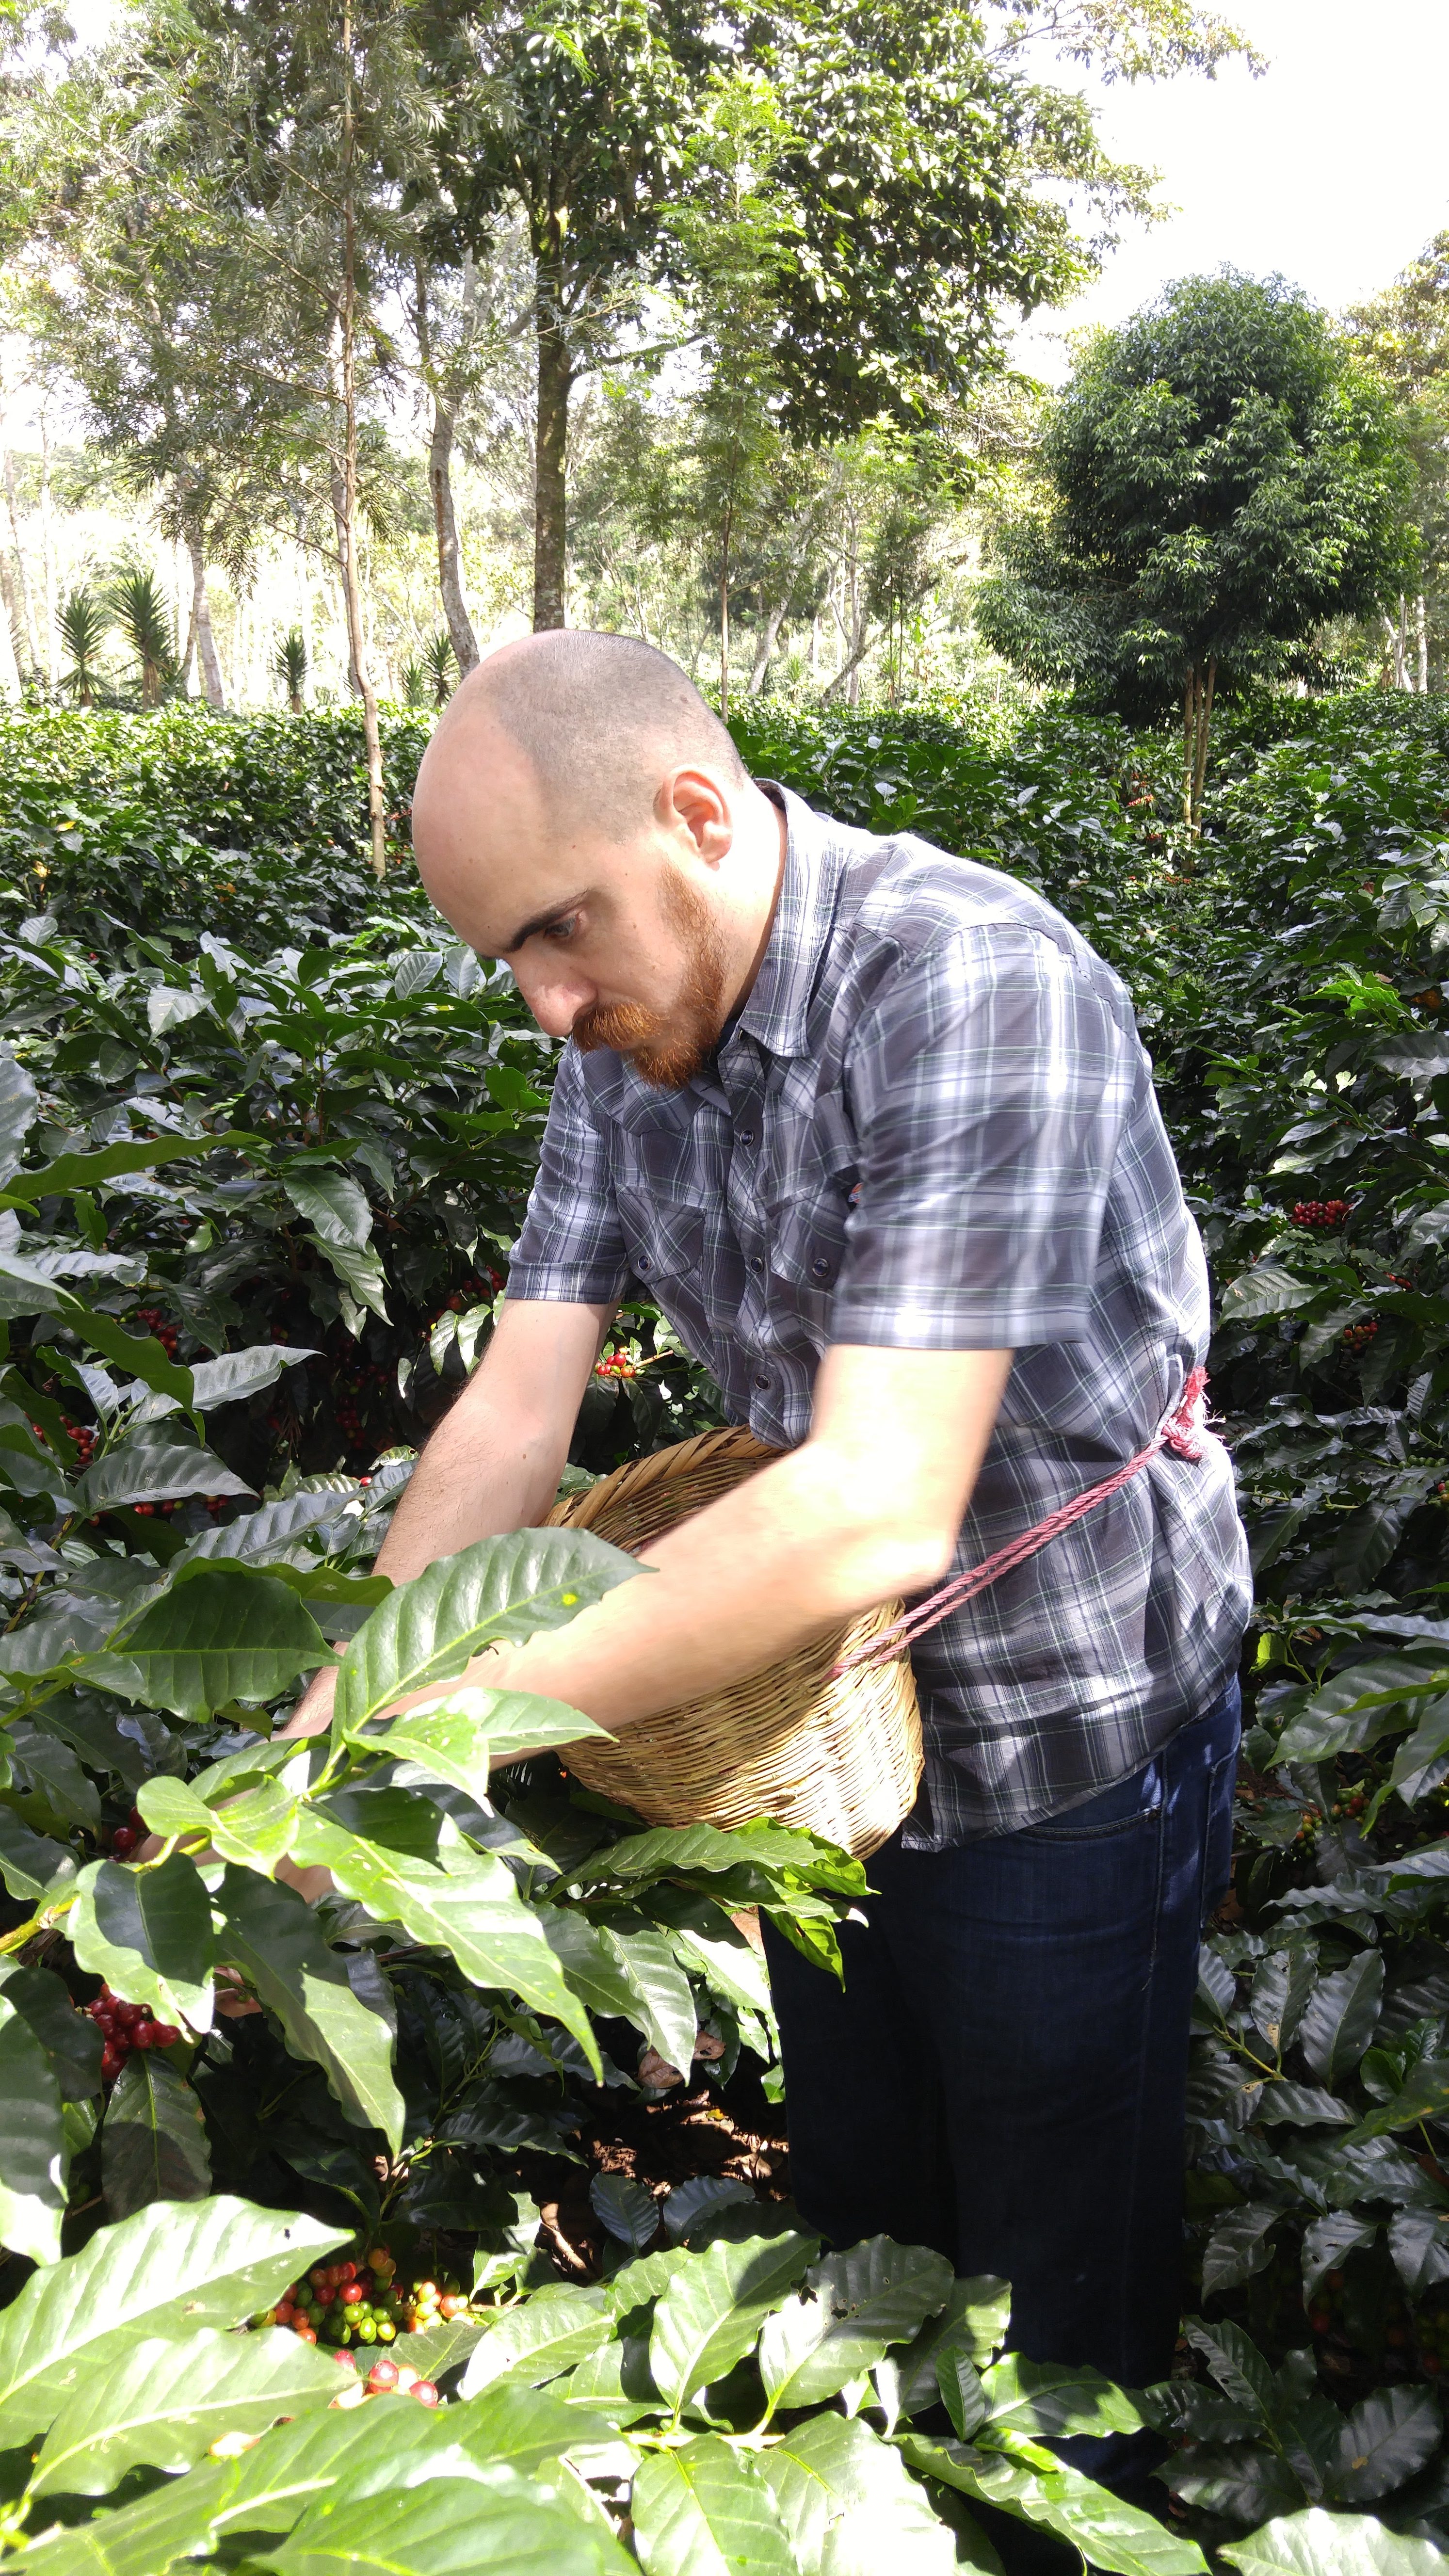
top-left (1160, 1363), bottom-right (1210, 1462)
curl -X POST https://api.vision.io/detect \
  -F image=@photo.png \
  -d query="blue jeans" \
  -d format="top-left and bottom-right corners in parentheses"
top-left (762, 1679), bottom-right (1240, 2441)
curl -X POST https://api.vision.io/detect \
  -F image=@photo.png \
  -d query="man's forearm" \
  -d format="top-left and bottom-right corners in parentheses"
top-left (281, 1296), bottom-right (612, 1736)
top-left (429, 1344), bottom-right (1013, 1738)
top-left (370, 1296), bottom-right (614, 1580)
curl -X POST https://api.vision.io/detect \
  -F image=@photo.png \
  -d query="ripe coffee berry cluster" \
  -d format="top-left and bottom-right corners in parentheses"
top-left (262, 2241), bottom-right (468, 2401)
top-left (1342, 1319), bottom-right (1379, 1350)
top-left (86, 1984), bottom-right (180, 2081)
top-left (1291, 1198), bottom-right (1352, 1229)
top-left (135, 1305), bottom-right (181, 1359)
top-left (109, 1805), bottom-right (145, 1860)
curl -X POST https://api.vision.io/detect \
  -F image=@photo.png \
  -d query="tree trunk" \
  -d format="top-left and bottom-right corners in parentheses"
top-left (339, 0), bottom-right (387, 878)
top-left (1416, 594), bottom-right (1429, 694)
top-left (748, 599), bottom-right (789, 694)
top-left (1395, 594), bottom-right (1408, 690)
top-left (415, 261), bottom-right (479, 675)
top-left (0, 554), bottom-right (22, 696)
top-left (532, 250), bottom-right (570, 632)
top-left (2, 450), bottom-right (39, 676)
top-left (719, 504), bottom-right (732, 721)
top-left (1182, 659), bottom-right (1217, 839)
top-left (187, 540), bottom-right (225, 708)
top-left (37, 417), bottom-right (57, 688)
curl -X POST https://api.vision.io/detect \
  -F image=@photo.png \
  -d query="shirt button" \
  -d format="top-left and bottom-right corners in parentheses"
top-left (749, 1255), bottom-right (764, 1273)
top-left (753, 1370), bottom-right (771, 1391)
top-left (738, 1127), bottom-right (756, 1146)
top-left (636, 1254), bottom-right (653, 1274)
top-left (810, 1256), bottom-right (831, 1280)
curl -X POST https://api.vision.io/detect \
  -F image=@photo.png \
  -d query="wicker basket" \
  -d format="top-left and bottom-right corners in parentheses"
top-left (546, 1425), bottom-right (923, 1858)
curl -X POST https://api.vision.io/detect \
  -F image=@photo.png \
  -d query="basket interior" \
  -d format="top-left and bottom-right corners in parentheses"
top-left (564, 1441), bottom-right (772, 1557)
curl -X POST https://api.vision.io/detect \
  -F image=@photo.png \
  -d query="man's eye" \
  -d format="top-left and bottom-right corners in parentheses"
top-left (543, 916), bottom-right (578, 944)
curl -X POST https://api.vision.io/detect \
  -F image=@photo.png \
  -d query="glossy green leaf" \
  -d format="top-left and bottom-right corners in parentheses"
top-left (69, 1852), bottom-right (218, 2034)
top-left (899, 2436), bottom-right (1210, 2576)
top-left (875, 2276), bottom-right (1013, 2427)
top-left (0, 1997), bottom-right (67, 2263)
top-left (357, 1683), bottom-right (605, 1803)
top-left (458, 2284), bottom-right (614, 2395)
top-left (450, 2378), bottom-right (617, 2472)
top-left (632, 2435), bottom-right (796, 2576)
top-left (84, 1563), bottom-right (332, 1718)
top-left (1322, 2384), bottom-right (1443, 2502)
top-left (1220, 2508), bottom-right (1449, 2576)
top-left (1299, 1953), bottom-right (1386, 2086)
top-left (650, 2230), bottom-right (817, 2412)
top-left (75, 1442), bottom-right (252, 1515)
top-left (565, 1818), bottom-right (866, 1897)
top-left (290, 1810), bottom-right (602, 2077)
top-left (759, 2412), bottom-right (969, 2576)
top-left (759, 2238), bottom-right (952, 2412)
top-left (1345, 2057), bottom-right (1449, 2141)
top-left (0, 1048), bottom-right (38, 1182)
top-left (101, 2048), bottom-right (212, 2220)
top-left (590, 2171), bottom-right (660, 2251)
top-left (1386, 2207), bottom-right (1449, 2293)
top-left (30, 2323), bottom-right (341, 2497)
top-left (0, 2191), bottom-right (344, 2444)
top-left (262, 2469), bottom-right (632, 2576)
top-left (0, 1803), bottom-right (73, 1900)
top-left (332, 1527), bottom-right (639, 1733)
top-left (0, 1962), bottom-right (102, 2100)
top-left (133, 1339), bottom-right (318, 1418)
top-left (1203, 2204), bottom-right (1282, 2296)
top-left (282, 1166), bottom-right (374, 1247)
top-left (5, 1128), bottom-right (259, 1207)
top-left (1182, 2317), bottom-right (1277, 2424)
top-left (14, 2392), bottom-right (460, 2576)
top-left (212, 1864), bottom-right (405, 2148)
top-left (980, 2351), bottom-right (1146, 2440)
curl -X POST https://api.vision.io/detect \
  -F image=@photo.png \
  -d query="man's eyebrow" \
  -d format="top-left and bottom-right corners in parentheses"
top-left (501, 892), bottom-right (593, 952)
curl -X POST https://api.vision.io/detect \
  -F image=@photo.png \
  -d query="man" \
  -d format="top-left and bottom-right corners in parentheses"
top-left (292, 628), bottom-right (1250, 2443)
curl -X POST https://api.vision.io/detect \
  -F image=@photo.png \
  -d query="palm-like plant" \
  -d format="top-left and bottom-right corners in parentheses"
top-left (58, 588), bottom-right (111, 710)
top-left (423, 631), bottom-right (456, 707)
top-left (110, 568), bottom-right (177, 708)
top-left (399, 656), bottom-right (429, 708)
top-left (274, 627), bottom-right (308, 714)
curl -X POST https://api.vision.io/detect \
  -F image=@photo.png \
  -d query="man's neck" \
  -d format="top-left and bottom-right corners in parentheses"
top-left (721, 781), bottom-right (789, 1020)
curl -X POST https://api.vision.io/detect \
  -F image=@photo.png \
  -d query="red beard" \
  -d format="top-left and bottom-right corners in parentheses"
top-left (572, 866), bottom-right (728, 1091)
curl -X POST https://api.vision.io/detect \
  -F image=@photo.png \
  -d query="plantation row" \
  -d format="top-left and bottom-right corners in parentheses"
top-left (0, 697), bottom-right (1444, 2572)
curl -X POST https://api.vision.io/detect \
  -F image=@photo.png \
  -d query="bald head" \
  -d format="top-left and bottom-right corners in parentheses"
top-left (432, 629), bottom-right (747, 841)
top-left (410, 627), bottom-right (786, 1089)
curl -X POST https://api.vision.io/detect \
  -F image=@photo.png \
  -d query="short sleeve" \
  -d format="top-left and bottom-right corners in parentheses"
top-left (505, 1046), bottom-right (632, 1305)
top-left (829, 925), bottom-right (1136, 1350)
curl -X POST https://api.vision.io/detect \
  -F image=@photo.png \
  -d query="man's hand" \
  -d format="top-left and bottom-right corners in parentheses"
top-left (278, 1295), bottom-right (612, 1741)
top-left (283, 1662), bottom-right (338, 1740)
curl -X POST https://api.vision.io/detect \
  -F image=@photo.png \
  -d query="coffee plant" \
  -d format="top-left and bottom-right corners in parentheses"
top-left (0, 698), bottom-right (1444, 2570)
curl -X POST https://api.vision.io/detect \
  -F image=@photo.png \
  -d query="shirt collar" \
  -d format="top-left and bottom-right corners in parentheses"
top-left (732, 784), bottom-right (844, 1063)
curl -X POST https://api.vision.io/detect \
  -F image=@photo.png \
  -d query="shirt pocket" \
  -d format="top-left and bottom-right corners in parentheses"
top-left (767, 1159), bottom-right (858, 1312)
top-left (614, 1183), bottom-right (707, 1291)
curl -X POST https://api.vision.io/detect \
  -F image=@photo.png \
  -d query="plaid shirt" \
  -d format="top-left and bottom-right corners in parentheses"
top-left (508, 786), bottom-right (1250, 1843)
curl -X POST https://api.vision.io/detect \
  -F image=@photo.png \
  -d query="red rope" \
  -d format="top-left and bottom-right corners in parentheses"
top-left (832, 1365), bottom-right (1212, 1679)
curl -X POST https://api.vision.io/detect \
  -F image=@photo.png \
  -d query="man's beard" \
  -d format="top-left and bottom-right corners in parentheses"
top-left (572, 866), bottom-right (728, 1091)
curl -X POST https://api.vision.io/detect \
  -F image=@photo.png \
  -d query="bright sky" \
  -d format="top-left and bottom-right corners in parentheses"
top-left (1015, 0), bottom-right (1449, 379)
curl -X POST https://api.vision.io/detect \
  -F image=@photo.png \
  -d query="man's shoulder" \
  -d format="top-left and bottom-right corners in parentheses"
top-left (809, 803), bottom-right (1111, 989)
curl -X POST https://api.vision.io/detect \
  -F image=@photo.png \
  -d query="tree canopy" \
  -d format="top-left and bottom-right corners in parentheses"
top-left (977, 269), bottom-right (1417, 820)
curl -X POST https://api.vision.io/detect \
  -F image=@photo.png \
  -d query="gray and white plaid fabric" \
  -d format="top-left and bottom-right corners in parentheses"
top-left (507, 785), bottom-right (1251, 1844)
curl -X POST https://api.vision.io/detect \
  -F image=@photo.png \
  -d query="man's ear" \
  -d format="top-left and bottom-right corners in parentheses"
top-left (663, 765), bottom-right (733, 866)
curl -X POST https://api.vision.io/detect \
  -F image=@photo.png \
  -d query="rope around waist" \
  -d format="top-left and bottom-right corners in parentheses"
top-left (831, 1365), bottom-right (1212, 1680)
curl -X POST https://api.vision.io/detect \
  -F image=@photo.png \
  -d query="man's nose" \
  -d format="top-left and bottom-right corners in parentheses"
top-left (515, 962), bottom-right (595, 1039)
